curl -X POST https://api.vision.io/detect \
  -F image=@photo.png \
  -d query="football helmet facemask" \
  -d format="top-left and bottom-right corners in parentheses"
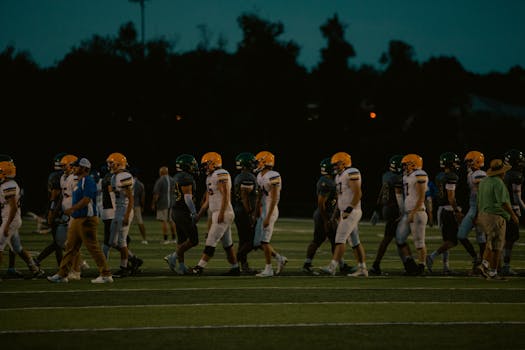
top-left (320, 157), bottom-right (333, 176)
top-left (201, 152), bottom-right (222, 174)
top-left (176, 154), bottom-right (199, 175)
top-left (439, 152), bottom-right (460, 170)
top-left (389, 154), bottom-right (404, 174)
top-left (402, 154), bottom-right (423, 174)
top-left (464, 151), bottom-right (484, 170)
top-left (255, 151), bottom-right (275, 172)
top-left (331, 152), bottom-right (351, 174)
top-left (235, 152), bottom-right (257, 171)
top-left (504, 149), bottom-right (525, 170)
top-left (106, 152), bottom-right (128, 173)
top-left (53, 152), bottom-right (67, 171)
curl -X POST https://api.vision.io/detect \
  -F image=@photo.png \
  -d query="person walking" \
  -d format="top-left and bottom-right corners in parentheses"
top-left (47, 158), bottom-right (113, 283)
top-left (476, 158), bottom-right (519, 280)
top-left (253, 151), bottom-right (288, 277)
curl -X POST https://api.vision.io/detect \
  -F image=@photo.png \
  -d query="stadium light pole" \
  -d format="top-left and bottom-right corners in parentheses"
top-left (129, 0), bottom-right (149, 57)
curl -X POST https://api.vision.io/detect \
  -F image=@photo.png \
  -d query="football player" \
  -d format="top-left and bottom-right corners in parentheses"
top-left (253, 151), bottom-right (288, 277)
top-left (426, 152), bottom-right (463, 274)
top-left (396, 154), bottom-right (429, 275)
top-left (190, 152), bottom-right (240, 276)
top-left (501, 149), bottom-right (525, 275)
top-left (164, 154), bottom-right (200, 275)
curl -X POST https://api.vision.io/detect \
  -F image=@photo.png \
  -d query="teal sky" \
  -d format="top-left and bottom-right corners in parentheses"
top-left (1, 0), bottom-right (524, 73)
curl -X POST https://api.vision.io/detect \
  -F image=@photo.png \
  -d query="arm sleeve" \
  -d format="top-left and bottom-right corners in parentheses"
top-left (184, 193), bottom-right (197, 215)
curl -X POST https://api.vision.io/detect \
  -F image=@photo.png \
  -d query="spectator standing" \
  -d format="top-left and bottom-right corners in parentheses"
top-left (152, 166), bottom-right (177, 244)
top-left (131, 168), bottom-right (148, 244)
top-left (476, 159), bottom-right (519, 280)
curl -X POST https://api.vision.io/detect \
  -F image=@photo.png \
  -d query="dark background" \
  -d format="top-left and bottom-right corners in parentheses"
top-left (2, 14), bottom-right (524, 218)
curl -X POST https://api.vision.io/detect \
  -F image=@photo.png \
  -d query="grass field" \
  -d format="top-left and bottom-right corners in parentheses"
top-left (2, 216), bottom-right (525, 350)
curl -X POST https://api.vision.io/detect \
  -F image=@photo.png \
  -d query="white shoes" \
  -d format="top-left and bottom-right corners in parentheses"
top-left (67, 271), bottom-right (81, 280)
top-left (256, 269), bottom-right (274, 277)
top-left (320, 265), bottom-right (336, 276)
top-left (348, 267), bottom-right (369, 277)
top-left (276, 256), bottom-right (288, 275)
top-left (141, 240), bottom-right (148, 245)
top-left (91, 275), bottom-right (114, 284)
top-left (47, 274), bottom-right (69, 283)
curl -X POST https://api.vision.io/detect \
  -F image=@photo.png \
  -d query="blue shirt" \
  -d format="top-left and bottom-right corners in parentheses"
top-left (71, 175), bottom-right (98, 218)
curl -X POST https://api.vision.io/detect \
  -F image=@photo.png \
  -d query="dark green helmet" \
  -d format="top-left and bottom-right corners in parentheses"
top-left (439, 152), bottom-right (460, 170)
top-left (53, 152), bottom-right (67, 170)
top-left (175, 154), bottom-right (199, 174)
top-left (320, 157), bottom-right (333, 175)
top-left (388, 154), bottom-right (404, 174)
top-left (235, 152), bottom-right (256, 171)
top-left (0, 154), bottom-right (13, 162)
top-left (504, 149), bottom-right (525, 169)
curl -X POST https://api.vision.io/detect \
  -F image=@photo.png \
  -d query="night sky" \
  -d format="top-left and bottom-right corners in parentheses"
top-left (1, 0), bottom-right (524, 73)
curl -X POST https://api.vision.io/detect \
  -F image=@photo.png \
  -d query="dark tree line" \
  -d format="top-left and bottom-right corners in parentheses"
top-left (2, 13), bottom-right (525, 217)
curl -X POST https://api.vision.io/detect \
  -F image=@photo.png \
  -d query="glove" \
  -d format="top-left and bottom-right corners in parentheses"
top-left (370, 210), bottom-right (380, 226)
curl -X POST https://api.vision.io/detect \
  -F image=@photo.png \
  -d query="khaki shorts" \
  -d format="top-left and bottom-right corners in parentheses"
top-left (476, 212), bottom-right (506, 251)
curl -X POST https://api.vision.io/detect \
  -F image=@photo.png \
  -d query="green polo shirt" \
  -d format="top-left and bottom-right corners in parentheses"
top-left (477, 175), bottom-right (511, 221)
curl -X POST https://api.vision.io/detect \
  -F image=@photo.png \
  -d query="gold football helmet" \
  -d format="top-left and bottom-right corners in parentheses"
top-left (201, 152), bottom-right (222, 174)
top-left (464, 151), bottom-right (484, 170)
top-left (106, 152), bottom-right (127, 173)
top-left (255, 151), bottom-right (275, 172)
top-left (0, 160), bottom-right (16, 181)
top-left (401, 154), bottom-right (423, 174)
top-left (331, 152), bottom-right (351, 174)
top-left (60, 154), bottom-right (78, 174)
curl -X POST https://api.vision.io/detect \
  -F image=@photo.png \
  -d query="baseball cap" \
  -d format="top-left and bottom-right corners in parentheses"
top-left (72, 158), bottom-right (92, 169)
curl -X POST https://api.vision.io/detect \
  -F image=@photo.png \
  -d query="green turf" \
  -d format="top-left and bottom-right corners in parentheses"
top-left (1, 216), bottom-right (524, 349)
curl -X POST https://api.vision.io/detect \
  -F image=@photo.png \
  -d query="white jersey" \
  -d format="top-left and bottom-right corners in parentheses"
top-left (206, 168), bottom-right (233, 213)
top-left (402, 169), bottom-right (428, 211)
top-left (335, 167), bottom-right (362, 211)
top-left (467, 169), bottom-right (487, 206)
top-left (257, 169), bottom-right (282, 212)
top-left (0, 179), bottom-right (22, 225)
top-left (60, 173), bottom-right (78, 211)
top-left (111, 170), bottom-right (134, 215)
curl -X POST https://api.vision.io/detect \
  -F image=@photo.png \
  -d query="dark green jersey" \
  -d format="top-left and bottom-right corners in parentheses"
top-left (378, 171), bottom-right (403, 208)
top-left (316, 175), bottom-right (337, 214)
top-left (172, 171), bottom-right (197, 213)
top-left (435, 171), bottom-right (459, 207)
top-left (233, 171), bottom-right (257, 210)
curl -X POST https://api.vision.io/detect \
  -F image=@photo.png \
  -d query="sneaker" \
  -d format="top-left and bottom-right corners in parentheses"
top-left (302, 263), bottom-right (314, 274)
top-left (113, 266), bottom-right (131, 278)
top-left (80, 260), bottom-right (90, 270)
top-left (164, 253), bottom-right (177, 272)
top-left (129, 256), bottom-right (143, 274)
top-left (176, 264), bottom-right (191, 275)
top-left (500, 265), bottom-right (518, 276)
top-left (476, 260), bottom-right (490, 279)
top-left (141, 240), bottom-right (148, 245)
top-left (319, 265), bottom-right (336, 276)
top-left (426, 255), bottom-right (434, 273)
top-left (191, 265), bottom-right (204, 276)
top-left (256, 268), bottom-right (274, 277)
top-left (32, 267), bottom-right (46, 279)
top-left (162, 240), bottom-right (171, 245)
top-left (7, 268), bottom-right (24, 279)
top-left (91, 275), bottom-right (114, 284)
top-left (275, 256), bottom-right (288, 275)
top-left (348, 267), bottom-right (369, 277)
top-left (369, 265), bottom-right (382, 276)
top-left (67, 271), bottom-right (81, 280)
top-left (47, 274), bottom-right (69, 283)
top-left (222, 267), bottom-right (241, 276)
top-left (339, 263), bottom-right (355, 274)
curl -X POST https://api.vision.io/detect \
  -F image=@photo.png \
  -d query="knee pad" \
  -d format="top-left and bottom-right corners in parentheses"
top-left (203, 245), bottom-right (216, 257)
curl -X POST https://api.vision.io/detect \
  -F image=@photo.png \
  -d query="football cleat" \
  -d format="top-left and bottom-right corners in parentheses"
top-left (275, 255), bottom-right (288, 275)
